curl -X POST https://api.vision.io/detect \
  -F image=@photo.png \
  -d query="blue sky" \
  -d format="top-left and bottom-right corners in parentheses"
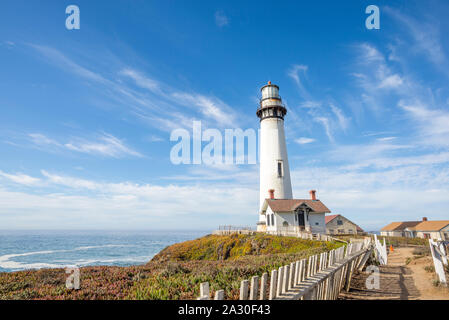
top-left (1, 0), bottom-right (449, 230)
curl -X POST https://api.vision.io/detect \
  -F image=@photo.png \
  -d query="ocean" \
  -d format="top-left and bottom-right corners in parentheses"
top-left (0, 230), bottom-right (209, 273)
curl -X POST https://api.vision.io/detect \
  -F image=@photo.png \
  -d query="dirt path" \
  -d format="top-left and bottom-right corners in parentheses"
top-left (339, 247), bottom-right (449, 300)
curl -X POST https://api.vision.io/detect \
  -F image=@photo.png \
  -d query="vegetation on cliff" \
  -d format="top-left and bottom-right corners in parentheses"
top-left (152, 233), bottom-right (341, 262)
top-left (0, 234), bottom-right (343, 300)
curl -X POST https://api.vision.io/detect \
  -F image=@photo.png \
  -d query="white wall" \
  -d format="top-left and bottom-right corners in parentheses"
top-left (309, 213), bottom-right (325, 234)
top-left (277, 212), bottom-right (297, 228)
top-left (259, 118), bottom-right (293, 210)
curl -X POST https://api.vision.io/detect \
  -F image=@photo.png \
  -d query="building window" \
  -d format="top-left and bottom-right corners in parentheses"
top-left (271, 214), bottom-right (275, 226)
top-left (267, 215), bottom-right (270, 226)
top-left (329, 229), bottom-right (334, 234)
top-left (337, 220), bottom-right (343, 225)
top-left (315, 222), bottom-right (319, 226)
top-left (283, 221), bottom-right (289, 227)
top-left (338, 229), bottom-right (344, 234)
top-left (277, 161), bottom-right (283, 178)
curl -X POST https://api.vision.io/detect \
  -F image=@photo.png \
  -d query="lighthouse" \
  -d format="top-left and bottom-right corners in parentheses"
top-left (256, 82), bottom-right (293, 230)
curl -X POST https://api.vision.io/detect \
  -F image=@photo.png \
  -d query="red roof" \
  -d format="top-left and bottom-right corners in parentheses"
top-left (325, 214), bottom-right (339, 224)
top-left (266, 199), bottom-right (331, 213)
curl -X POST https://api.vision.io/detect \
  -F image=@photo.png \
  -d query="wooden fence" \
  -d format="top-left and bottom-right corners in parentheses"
top-left (197, 239), bottom-right (372, 300)
top-left (213, 225), bottom-right (256, 235)
top-left (373, 234), bottom-right (388, 265)
top-left (429, 239), bottom-right (448, 286)
top-left (213, 225), bottom-right (338, 242)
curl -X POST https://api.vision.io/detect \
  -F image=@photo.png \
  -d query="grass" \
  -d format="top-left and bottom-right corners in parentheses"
top-left (378, 236), bottom-right (428, 247)
top-left (334, 234), bottom-right (429, 247)
top-left (0, 234), bottom-right (344, 300)
top-left (152, 233), bottom-right (341, 262)
top-left (424, 265), bottom-right (435, 273)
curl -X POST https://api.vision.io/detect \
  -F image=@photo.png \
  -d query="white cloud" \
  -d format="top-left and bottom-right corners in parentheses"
top-left (121, 67), bottom-right (238, 128)
top-left (64, 133), bottom-right (142, 158)
top-left (119, 69), bottom-right (161, 95)
top-left (377, 137), bottom-right (396, 142)
top-left (0, 171), bottom-right (41, 186)
top-left (291, 161), bottom-right (449, 230)
top-left (329, 104), bottom-right (350, 131)
top-left (215, 10), bottom-right (229, 27)
top-left (29, 133), bottom-right (61, 147)
top-left (0, 170), bottom-right (258, 229)
top-left (385, 6), bottom-right (446, 67)
top-left (295, 137), bottom-right (315, 144)
top-left (29, 44), bottom-right (107, 84)
top-left (28, 132), bottom-right (142, 158)
top-left (287, 64), bottom-right (311, 100)
top-left (28, 44), bottom-right (241, 134)
top-left (399, 100), bottom-right (449, 147)
top-left (314, 117), bottom-right (333, 142)
top-left (378, 74), bottom-right (403, 89)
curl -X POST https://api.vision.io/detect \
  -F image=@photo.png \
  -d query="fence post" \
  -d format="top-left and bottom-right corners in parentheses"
top-left (319, 253), bottom-right (324, 272)
top-left (240, 280), bottom-right (249, 300)
top-left (260, 272), bottom-right (268, 300)
top-left (283, 265), bottom-right (290, 294)
top-left (300, 259), bottom-right (307, 282)
top-left (269, 269), bottom-right (278, 300)
top-left (294, 261), bottom-right (300, 285)
top-left (357, 249), bottom-right (371, 272)
top-left (307, 256), bottom-right (313, 278)
top-left (249, 276), bottom-right (259, 300)
top-left (276, 266), bottom-right (284, 297)
top-left (214, 289), bottom-right (224, 300)
top-left (344, 259), bottom-right (355, 292)
top-left (326, 273), bottom-right (334, 300)
top-left (197, 282), bottom-right (210, 300)
top-left (289, 262), bottom-right (295, 290)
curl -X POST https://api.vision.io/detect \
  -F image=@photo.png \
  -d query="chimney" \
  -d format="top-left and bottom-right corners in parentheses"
top-left (422, 217), bottom-right (428, 221)
top-left (309, 190), bottom-right (317, 201)
top-left (268, 189), bottom-right (275, 199)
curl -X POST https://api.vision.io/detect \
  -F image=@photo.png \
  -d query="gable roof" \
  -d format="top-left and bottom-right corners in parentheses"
top-left (266, 199), bottom-right (331, 213)
top-left (325, 214), bottom-right (364, 232)
top-left (380, 221), bottom-right (421, 232)
top-left (411, 220), bottom-right (449, 232)
top-left (325, 214), bottom-right (339, 224)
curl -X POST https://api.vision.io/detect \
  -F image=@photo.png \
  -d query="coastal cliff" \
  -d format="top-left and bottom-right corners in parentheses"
top-left (0, 234), bottom-right (342, 300)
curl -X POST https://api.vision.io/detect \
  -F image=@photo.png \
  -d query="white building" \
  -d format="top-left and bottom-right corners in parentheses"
top-left (257, 81), bottom-right (292, 212)
top-left (255, 81), bottom-right (331, 234)
top-left (259, 190), bottom-right (330, 234)
top-left (325, 214), bottom-right (364, 235)
top-left (380, 218), bottom-right (449, 240)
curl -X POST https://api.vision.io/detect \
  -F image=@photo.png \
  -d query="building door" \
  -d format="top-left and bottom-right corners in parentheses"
top-left (297, 211), bottom-right (305, 227)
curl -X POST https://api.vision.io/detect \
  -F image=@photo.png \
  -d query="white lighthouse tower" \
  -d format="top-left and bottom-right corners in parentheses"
top-left (257, 82), bottom-right (293, 230)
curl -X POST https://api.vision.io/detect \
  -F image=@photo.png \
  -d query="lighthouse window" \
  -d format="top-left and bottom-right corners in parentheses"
top-left (277, 161), bottom-right (283, 177)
